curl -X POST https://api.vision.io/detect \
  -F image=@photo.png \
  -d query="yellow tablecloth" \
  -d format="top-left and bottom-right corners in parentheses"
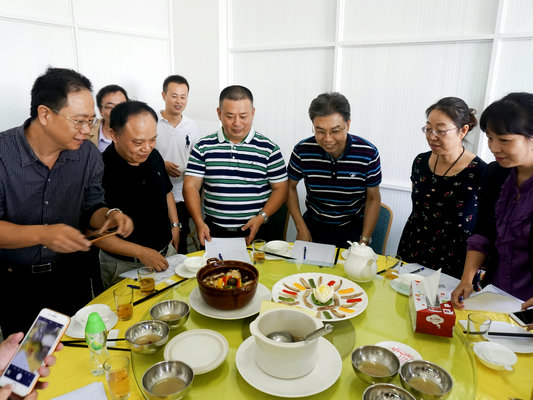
top-left (41, 253), bottom-right (533, 400)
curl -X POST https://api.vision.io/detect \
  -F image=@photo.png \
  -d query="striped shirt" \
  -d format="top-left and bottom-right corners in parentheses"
top-left (186, 128), bottom-right (287, 227)
top-left (288, 134), bottom-right (381, 226)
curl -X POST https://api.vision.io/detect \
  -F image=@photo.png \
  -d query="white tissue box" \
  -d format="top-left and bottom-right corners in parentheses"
top-left (409, 280), bottom-right (455, 338)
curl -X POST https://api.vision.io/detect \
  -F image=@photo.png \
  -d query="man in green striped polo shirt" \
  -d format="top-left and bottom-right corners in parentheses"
top-left (183, 85), bottom-right (288, 246)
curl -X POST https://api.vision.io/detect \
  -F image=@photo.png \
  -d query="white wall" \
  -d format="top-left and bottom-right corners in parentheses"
top-left (0, 0), bottom-right (172, 129)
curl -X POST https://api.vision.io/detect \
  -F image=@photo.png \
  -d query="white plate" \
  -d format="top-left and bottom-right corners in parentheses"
top-left (390, 279), bottom-right (410, 296)
top-left (189, 283), bottom-right (270, 320)
top-left (375, 341), bottom-right (422, 366)
top-left (66, 308), bottom-right (119, 339)
top-left (473, 341), bottom-right (517, 370)
top-left (236, 336), bottom-right (341, 397)
top-left (484, 321), bottom-right (533, 353)
top-left (175, 262), bottom-right (197, 278)
top-left (271, 273), bottom-right (368, 321)
top-left (164, 329), bottom-right (228, 374)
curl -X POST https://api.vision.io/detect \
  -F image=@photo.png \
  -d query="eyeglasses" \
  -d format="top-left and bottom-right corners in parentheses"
top-left (313, 125), bottom-right (347, 137)
top-left (421, 126), bottom-right (459, 138)
top-left (50, 108), bottom-right (96, 130)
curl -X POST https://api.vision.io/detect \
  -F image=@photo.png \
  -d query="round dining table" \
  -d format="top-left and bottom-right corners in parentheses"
top-left (42, 251), bottom-right (532, 400)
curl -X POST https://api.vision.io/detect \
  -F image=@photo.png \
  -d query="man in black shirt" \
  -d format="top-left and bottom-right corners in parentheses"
top-left (94, 101), bottom-right (180, 288)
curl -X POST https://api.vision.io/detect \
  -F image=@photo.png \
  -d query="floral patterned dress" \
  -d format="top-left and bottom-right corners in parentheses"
top-left (398, 151), bottom-right (487, 278)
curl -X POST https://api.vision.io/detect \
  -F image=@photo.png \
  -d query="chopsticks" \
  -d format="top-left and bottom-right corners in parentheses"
top-left (462, 330), bottom-right (533, 338)
top-left (62, 343), bottom-right (130, 352)
top-left (62, 338), bottom-right (126, 344)
top-left (133, 278), bottom-right (188, 306)
top-left (87, 227), bottom-right (119, 243)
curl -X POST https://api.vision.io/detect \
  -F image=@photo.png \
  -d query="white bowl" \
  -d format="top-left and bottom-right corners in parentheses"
top-left (183, 256), bottom-right (203, 273)
top-left (265, 240), bottom-right (289, 254)
top-left (473, 341), bottom-right (517, 371)
top-left (75, 304), bottom-right (112, 325)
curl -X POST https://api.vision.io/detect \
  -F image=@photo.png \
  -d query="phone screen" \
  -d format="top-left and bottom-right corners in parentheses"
top-left (2, 316), bottom-right (66, 387)
top-left (511, 309), bottom-right (533, 325)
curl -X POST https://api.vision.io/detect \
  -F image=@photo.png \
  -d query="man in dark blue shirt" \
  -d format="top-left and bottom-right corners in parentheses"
top-left (287, 92), bottom-right (382, 248)
top-left (0, 67), bottom-right (133, 335)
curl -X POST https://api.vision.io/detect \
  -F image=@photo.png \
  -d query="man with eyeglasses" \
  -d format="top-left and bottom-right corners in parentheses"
top-left (90, 84), bottom-right (129, 152)
top-left (287, 92), bottom-right (382, 248)
top-left (0, 67), bottom-right (134, 336)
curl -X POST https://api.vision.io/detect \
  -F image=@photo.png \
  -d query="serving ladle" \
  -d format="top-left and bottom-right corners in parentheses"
top-left (267, 323), bottom-right (334, 343)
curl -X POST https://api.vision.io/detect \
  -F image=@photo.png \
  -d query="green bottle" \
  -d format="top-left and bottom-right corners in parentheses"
top-left (84, 312), bottom-right (110, 376)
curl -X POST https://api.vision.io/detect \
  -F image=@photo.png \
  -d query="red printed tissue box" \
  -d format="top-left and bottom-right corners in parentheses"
top-left (409, 280), bottom-right (456, 338)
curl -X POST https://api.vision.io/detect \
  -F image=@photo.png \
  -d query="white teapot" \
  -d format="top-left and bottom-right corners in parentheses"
top-left (344, 242), bottom-right (378, 282)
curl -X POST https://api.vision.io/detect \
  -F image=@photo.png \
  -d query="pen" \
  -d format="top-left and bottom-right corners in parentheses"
top-left (303, 246), bottom-right (307, 260)
top-left (218, 253), bottom-right (224, 260)
top-left (410, 267), bottom-right (425, 274)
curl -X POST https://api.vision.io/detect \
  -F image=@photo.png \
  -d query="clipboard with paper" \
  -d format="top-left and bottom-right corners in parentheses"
top-left (289, 240), bottom-right (336, 267)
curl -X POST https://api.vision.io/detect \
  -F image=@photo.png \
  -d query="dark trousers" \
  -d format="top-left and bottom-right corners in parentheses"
top-left (304, 213), bottom-right (363, 248)
top-left (176, 201), bottom-right (190, 254)
top-left (0, 253), bottom-right (93, 337)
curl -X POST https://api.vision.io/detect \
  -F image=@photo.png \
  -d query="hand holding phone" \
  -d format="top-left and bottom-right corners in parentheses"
top-left (0, 308), bottom-right (69, 397)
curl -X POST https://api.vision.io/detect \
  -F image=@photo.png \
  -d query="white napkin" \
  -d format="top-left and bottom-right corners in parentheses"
top-left (51, 382), bottom-right (108, 400)
top-left (421, 268), bottom-right (441, 306)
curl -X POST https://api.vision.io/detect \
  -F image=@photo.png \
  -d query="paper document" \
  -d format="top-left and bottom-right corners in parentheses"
top-left (119, 253), bottom-right (187, 284)
top-left (463, 284), bottom-right (523, 313)
top-left (205, 237), bottom-right (251, 263)
top-left (290, 240), bottom-right (336, 267)
top-left (51, 382), bottom-right (108, 400)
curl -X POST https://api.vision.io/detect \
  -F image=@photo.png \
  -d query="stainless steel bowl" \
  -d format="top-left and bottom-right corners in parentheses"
top-left (142, 360), bottom-right (193, 400)
top-left (150, 300), bottom-right (190, 330)
top-left (125, 320), bottom-right (169, 354)
top-left (351, 345), bottom-right (400, 384)
top-left (363, 383), bottom-right (416, 400)
top-left (400, 360), bottom-right (453, 399)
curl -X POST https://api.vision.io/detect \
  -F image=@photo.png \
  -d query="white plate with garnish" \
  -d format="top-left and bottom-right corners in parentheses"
top-left (271, 273), bottom-right (368, 321)
top-left (188, 283), bottom-right (270, 320)
top-left (236, 336), bottom-right (341, 397)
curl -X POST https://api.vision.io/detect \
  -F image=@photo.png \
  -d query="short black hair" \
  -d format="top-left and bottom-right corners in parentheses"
top-left (30, 67), bottom-right (92, 120)
top-left (96, 84), bottom-right (129, 109)
top-left (163, 75), bottom-right (189, 93)
top-left (426, 97), bottom-right (477, 132)
top-left (219, 85), bottom-right (253, 107)
top-left (110, 100), bottom-right (158, 135)
top-left (308, 92), bottom-right (351, 123)
top-left (480, 92), bottom-right (533, 139)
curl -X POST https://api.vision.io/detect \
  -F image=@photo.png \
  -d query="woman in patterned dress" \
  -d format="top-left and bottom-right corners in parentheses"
top-left (398, 97), bottom-right (487, 278)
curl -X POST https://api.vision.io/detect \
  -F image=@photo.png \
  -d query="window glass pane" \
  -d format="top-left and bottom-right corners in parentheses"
top-left (492, 39), bottom-right (533, 97)
top-left (502, 0), bottom-right (533, 34)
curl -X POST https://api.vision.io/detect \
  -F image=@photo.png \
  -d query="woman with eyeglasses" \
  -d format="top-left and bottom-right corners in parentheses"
top-left (452, 92), bottom-right (533, 309)
top-left (397, 97), bottom-right (487, 278)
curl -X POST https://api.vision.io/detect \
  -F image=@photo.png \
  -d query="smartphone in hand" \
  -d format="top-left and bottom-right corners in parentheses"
top-left (509, 308), bottom-right (533, 327)
top-left (0, 308), bottom-right (70, 397)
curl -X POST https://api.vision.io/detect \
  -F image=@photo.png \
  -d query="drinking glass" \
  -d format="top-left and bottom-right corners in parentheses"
top-left (104, 356), bottom-right (130, 400)
top-left (138, 267), bottom-right (156, 296)
top-left (113, 286), bottom-right (133, 321)
top-left (253, 239), bottom-right (266, 264)
top-left (467, 312), bottom-right (491, 343)
top-left (384, 255), bottom-right (402, 280)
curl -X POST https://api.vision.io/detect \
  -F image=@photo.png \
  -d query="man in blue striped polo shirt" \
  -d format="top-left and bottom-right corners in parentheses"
top-left (287, 92), bottom-right (381, 248)
top-left (184, 85), bottom-right (288, 246)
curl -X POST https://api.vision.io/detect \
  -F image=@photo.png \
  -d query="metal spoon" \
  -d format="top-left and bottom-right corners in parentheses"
top-left (266, 323), bottom-right (334, 343)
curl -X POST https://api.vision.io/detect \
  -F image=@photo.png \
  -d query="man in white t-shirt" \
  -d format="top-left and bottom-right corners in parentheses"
top-left (156, 75), bottom-right (200, 254)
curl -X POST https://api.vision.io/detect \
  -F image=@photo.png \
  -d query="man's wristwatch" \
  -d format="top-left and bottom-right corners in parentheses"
top-left (171, 222), bottom-right (182, 229)
top-left (259, 211), bottom-right (269, 224)
top-left (360, 236), bottom-right (372, 245)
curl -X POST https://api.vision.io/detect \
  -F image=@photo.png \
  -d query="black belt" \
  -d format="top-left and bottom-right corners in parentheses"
top-left (104, 245), bottom-right (169, 263)
top-left (0, 259), bottom-right (62, 275)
